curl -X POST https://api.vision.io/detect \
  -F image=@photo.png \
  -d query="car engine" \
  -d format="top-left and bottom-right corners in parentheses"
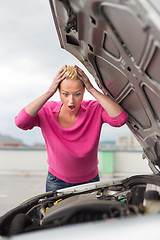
top-left (0, 175), bottom-right (160, 237)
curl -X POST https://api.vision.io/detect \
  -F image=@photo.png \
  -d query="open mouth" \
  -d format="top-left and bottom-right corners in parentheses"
top-left (68, 105), bottom-right (75, 111)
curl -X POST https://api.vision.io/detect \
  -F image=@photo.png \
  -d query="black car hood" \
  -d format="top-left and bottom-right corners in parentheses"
top-left (49, 0), bottom-right (160, 173)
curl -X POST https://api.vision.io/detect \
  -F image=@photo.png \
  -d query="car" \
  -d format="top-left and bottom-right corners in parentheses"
top-left (0, 0), bottom-right (160, 239)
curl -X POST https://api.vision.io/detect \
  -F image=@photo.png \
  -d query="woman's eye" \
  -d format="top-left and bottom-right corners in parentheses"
top-left (75, 93), bottom-right (80, 96)
top-left (63, 93), bottom-right (68, 96)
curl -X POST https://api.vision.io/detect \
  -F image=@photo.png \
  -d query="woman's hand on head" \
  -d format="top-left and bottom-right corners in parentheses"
top-left (75, 65), bottom-right (94, 92)
top-left (48, 66), bottom-right (67, 95)
top-left (24, 66), bottom-right (67, 116)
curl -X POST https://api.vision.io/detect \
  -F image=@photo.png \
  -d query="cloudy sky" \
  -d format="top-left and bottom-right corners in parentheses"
top-left (0, 0), bottom-right (130, 145)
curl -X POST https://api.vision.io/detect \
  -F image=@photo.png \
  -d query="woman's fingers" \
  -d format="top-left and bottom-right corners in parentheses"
top-left (58, 66), bottom-right (66, 75)
top-left (56, 66), bottom-right (67, 81)
top-left (75, 65), bottom-right (84, 76)
top-left (75, 65), bottom-right (94, 91)
top-left (76, 67), bottom-right (89, 83)
top-left (75, 66), bottom-right (85, 79)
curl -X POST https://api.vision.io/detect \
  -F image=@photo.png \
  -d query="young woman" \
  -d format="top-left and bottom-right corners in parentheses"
top-left (15, 65), bottom-right (128, 191)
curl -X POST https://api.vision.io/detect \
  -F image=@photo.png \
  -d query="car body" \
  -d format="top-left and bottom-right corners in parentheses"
top-left (0, 0), bottom-right (160, 239)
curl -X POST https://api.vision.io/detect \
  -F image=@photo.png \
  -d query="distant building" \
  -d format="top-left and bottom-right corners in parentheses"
top-left (2, 142), bottom-right (21, 147)
top-left (31, 143), bottom-right (46, 149)
top-left (116, 135), bottom-right (140, 148)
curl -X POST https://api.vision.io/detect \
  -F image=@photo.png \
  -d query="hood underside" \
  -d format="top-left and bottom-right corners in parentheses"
top-left (49, 0), bottom-right (160, 172)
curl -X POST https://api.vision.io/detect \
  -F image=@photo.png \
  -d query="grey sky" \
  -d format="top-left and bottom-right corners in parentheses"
top-left (0, 0), bottom-right (130, 145)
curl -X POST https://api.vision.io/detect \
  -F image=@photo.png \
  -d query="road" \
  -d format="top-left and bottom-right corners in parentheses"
top-left (0, 174), bottom-right (46, 216)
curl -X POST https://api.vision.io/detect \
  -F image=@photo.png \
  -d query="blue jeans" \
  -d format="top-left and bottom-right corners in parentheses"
top-left (46, 172), bottom-right (100, 192)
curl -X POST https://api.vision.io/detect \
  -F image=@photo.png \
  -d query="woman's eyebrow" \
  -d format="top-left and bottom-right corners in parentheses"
top-left (62, 90), bottom-right (69, 93)
top-left (62, 90), bottom-right (82, 93)
top-left (74, 90), bottom-right (82, 93)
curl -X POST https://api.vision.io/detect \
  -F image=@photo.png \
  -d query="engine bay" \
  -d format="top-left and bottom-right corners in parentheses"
top-left (0, 175), bottom-right (160, 237)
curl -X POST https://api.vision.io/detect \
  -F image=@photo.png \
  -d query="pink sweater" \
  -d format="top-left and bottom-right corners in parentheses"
top-left (15, 100), bottom-right (128, 183)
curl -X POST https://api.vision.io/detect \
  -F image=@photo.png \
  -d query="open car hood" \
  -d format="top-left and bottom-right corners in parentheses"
top-left (1, 2), bottom-right (160, 237)
top-left (49, 0), bottom-right (160, 173)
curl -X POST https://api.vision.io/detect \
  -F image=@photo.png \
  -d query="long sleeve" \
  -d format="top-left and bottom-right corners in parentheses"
top-left (102, 108), bottom-right (128, 127)
top-left (15, 108), bottom-right (40, 130)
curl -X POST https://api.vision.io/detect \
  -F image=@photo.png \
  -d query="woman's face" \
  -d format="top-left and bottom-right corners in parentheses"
top-left (59, 78), bottom-right (85, 113)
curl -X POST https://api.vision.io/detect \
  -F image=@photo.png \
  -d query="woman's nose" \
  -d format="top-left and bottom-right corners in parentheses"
top-left (69, 95), bottom-right (74, 103)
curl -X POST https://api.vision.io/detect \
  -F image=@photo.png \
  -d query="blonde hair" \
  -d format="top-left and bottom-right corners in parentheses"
top-left (59, 65), bottom-right (85, 88)
top-left (64, 65), bottom-right (77, 79)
